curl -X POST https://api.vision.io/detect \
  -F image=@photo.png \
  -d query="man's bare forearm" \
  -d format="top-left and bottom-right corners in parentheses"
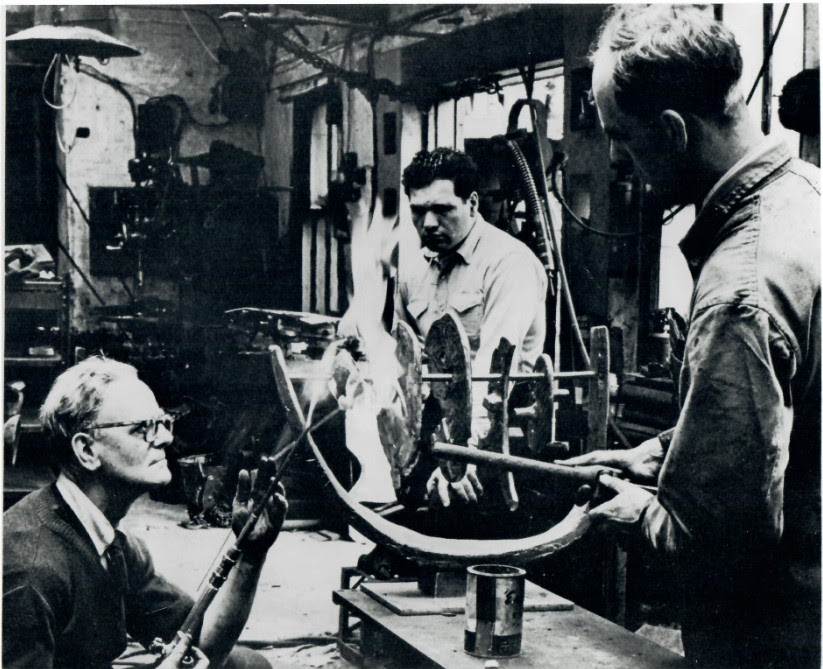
top-left (198, 556), bottom-right (266, 668)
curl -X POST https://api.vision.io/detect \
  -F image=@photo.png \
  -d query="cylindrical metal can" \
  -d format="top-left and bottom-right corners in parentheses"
top-left (464, 564), bottom-right (526, 657)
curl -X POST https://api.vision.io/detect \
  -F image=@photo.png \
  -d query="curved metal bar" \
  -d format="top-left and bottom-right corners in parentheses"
top-left (270, 346), bottom-right (593, 568)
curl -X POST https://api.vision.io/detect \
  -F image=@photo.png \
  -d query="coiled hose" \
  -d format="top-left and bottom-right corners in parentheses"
top-left (505, 138), bottom-right (591, 370)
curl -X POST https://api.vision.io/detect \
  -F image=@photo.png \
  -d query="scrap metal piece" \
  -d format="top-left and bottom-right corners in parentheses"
top-left (527, 353), bottom-right (556, 453)
top-left (329, 347), bottom-right (357, 400)
top-left (483, 337), bottom-right (518, 511)
top-left (423, 311), bottom-right (472, 482)
top-left (375, 321), bottom-right (424, 493)
top-left (393, 321), bottom-right (422, 449)
top-left (586, 326), bottom-right (610, 453)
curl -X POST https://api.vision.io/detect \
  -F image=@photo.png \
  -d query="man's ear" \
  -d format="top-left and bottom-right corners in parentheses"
top-left (660, 110), bottom-right (688, 153)
top-left (70, 432), bottom-right (102, 472)
top-left (468, 191), bottom-right (479, 214)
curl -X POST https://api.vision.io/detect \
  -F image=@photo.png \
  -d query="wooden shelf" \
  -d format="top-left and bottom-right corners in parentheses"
top-left (5, 279), bottom-right (65, 311)
top-left (4, 355), bottom-right (63, 368)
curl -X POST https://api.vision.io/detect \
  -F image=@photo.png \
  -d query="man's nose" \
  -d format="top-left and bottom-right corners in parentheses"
top-left (422, 211), bottom-right (439, 229)
top-left (152, 423), bottom-right (173, 448)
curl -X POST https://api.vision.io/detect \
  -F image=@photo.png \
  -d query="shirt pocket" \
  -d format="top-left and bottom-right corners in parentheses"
top-left (406, 299), bottom-right (429, 324)
top-left (449, 290), bottom-right (483, 350)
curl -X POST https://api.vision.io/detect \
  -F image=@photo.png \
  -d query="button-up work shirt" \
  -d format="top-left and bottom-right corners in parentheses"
top-left (398, 216), bottom-right (548, 435)
top-left (639, 139), bottom-right (820, 667)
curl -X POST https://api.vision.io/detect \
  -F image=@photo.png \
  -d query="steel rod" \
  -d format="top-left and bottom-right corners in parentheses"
top-left (432, 443), bottom-right (658, 493)
top-left (220, 10), bottom-right (442, 38)
top-left (424, 371), bottom-right (592, 382)
top-left (285, 370), bottom-right (593, 383)
top-left (432, 442), bottom-right (618, 484)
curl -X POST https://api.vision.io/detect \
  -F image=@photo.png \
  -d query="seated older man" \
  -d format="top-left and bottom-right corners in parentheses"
top-left (3, 356), bottom-right (287, 669)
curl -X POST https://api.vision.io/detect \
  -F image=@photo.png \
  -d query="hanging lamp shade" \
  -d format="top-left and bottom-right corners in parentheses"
top-left (6, 25), bottom-right (141, 59)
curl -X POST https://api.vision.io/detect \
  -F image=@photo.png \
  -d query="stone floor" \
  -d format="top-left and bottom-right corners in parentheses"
top-left (123, 495), bottom-right (684, 667)
top-left (122, 495), bottom-right (372, 668)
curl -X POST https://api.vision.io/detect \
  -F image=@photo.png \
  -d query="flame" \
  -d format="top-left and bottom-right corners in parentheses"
top-left (298, 187), bottom-right (402, 416)
top-left (333, 166), bottom-right (407, 413)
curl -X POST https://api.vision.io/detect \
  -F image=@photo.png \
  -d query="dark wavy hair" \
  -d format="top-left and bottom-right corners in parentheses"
top-left (592, 4), bottom-right (743, 120)
top-left (401, 147), bottom-right (479, 199)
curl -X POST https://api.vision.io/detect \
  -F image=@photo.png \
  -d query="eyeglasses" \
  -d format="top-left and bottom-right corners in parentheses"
top-left (87, 412), bottom-right (178, 444)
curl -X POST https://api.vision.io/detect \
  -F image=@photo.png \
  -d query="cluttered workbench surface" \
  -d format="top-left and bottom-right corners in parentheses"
top-left (334, 585), bottom-right (685, 668)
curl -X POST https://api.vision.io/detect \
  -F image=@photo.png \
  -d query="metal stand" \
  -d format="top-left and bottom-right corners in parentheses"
top-left (333, 566), bottom-right (684, 669)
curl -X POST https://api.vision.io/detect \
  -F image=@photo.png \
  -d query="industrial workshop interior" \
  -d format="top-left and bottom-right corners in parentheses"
top-left (3, 4), bottom-right (820, 669)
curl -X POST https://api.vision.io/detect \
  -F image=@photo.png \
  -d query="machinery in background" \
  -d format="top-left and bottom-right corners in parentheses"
top-left (327, 151), bottom-right (367, 243)
top-left (614, 376), bottom-right (678, 444)
top-left (89, 95), bottom-right (282, 317)
top-left (4, 246), bottom-right (73, 509)
top-left (613, 307), bottom-right (682, 444)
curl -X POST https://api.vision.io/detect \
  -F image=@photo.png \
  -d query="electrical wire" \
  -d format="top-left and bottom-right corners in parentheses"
top-left (55, 127), bottom-right (74, 155)
top-left (746, 4), bottom-right (791, 105)
top-left (511, 134), bottom-right (635, 448)
top-left (41, 54), bottom-right (78, 111)
top-left (55, 165), bottom-right (137, 302)
top-left (660, 203), bottom-right (688, 226)
top-left (53, 237), bottom-right (108, 307)
top-left (77, 63), bottom-right (138, 143)
top-left (185, 6), bottom-right (230, 48)
top-left (549, 159), bottom-right (652, 239)
top-left (181, 7), bottom-right (221, 64)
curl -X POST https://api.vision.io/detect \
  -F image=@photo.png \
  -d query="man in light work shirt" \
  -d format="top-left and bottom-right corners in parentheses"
top-left (399, 147), bottom-right (548, 507)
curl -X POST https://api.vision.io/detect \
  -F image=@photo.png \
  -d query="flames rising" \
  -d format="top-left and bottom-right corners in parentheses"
top-left (294, 173), bottom-right (417, 504)
top-left (299, 186), bottom-right (412, 435)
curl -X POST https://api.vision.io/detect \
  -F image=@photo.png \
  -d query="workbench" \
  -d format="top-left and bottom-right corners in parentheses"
top-left (334, 578), bottom-right (685, 668)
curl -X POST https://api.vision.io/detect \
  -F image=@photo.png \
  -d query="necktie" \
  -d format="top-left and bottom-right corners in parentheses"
top-left (105, 531), bottom-right (128, 593)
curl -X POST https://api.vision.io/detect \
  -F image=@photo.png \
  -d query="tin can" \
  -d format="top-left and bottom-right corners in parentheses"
top-left (464, 564), bottom-right (526, 657)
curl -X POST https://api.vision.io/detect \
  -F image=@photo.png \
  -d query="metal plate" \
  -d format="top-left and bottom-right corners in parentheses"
top-left (485, 337), bottom-right (518, 510)
top-left (424, 311), bottom-right (472, 482)
top-left (527, 354), bottom-right (556, 453)
top-left (375, 321), bottom-right (423, 493)
top-left (329, 347), bottom-right (357, 400)
top-left (393, 321), bottom-right (423, 446)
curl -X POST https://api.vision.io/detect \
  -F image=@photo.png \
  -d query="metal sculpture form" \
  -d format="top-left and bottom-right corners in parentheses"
top-left (270, 345), bottom-right (596, 569)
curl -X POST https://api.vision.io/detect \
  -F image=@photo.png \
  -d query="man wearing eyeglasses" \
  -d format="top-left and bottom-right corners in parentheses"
top-left (3, 356), bottom-right (287, 669)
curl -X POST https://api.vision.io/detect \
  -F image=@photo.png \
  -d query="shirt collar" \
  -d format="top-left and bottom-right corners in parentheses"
top-left (422, 214), bottom-right (485, 267)
top-left (55, 473), bottom-right (116, 557)
top-left (699, 135), bottom-right (785, 211)
top-left (679, 137), bottom-right (791, 275)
